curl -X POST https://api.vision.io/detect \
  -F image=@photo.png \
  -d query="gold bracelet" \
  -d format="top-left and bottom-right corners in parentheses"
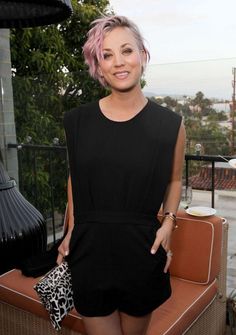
top-left (162, 212), bottom-right (178, 230)
top-left (164, 212), bottom-right (177, 220)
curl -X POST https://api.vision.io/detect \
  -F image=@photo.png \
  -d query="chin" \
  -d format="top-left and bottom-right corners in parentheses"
top-left (110, 81), bottom-right (140, 93)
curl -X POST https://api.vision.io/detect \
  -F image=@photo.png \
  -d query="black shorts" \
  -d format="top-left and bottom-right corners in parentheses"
top-left (68, 221), bottom-right (172, 317)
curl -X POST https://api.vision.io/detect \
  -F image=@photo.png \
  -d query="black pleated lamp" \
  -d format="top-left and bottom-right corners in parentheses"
top-left (0, 0), bottom-right (72, 274)
top-left (0, 0), bottom-right (73, 28)
top-left (0, 159), bottom-right (47, 274)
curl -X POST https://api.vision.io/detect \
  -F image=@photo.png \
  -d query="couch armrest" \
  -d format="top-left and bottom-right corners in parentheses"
top-left (159, 210), bottom-right (223, 284)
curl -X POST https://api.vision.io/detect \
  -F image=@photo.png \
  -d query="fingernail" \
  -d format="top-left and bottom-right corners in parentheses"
top-left (65, 251), bottom-right (69, 256)
top-left (151, 249), bottom-right (156, 254)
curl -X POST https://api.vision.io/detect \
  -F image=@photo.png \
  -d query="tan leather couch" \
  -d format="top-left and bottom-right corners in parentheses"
top-left (0, 211), bottom-right (228, 335)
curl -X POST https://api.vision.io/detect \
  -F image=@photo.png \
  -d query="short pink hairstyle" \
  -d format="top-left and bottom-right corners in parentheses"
top-left (83, 15), bottom-right (150, 87)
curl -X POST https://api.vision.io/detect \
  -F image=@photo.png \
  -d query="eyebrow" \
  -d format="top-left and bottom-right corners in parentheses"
top-left (102, 43), bottom-right (133, 51)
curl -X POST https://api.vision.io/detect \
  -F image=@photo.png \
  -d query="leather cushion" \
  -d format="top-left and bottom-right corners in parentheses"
top-left (0, 270), bottom-right (217, 335)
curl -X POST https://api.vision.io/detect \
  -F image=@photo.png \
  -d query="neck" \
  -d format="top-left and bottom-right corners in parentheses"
top-left (108, 88), bottom-right (147, 111)
top-left (99, 86), bottom-right (148, 122)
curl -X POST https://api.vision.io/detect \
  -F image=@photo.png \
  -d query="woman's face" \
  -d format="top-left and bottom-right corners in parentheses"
top-left (98, 27), bottom-right (146, 92)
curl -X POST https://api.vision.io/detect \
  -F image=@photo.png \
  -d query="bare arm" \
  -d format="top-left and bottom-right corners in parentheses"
top-left (66, 175), bottom-right (74, 234)
top-left (162, 121), bottom-right (186, 225)
top-left (150, 121), bottom-right (186, 272)
top-left (57, 175), bottom-right (74, 264)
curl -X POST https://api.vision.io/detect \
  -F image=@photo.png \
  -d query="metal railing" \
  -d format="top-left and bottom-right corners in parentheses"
top-left (8, 143), bottom-right (68, 244)
top-left (7, 143), bottom-right (236, 242)
top-left (185, 154), bottom-right (234, 208)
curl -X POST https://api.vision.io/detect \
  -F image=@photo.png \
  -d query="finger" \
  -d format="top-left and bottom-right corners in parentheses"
top-left (150, 241), bottom-right (161, 254)
top-left (58, 246), bottom-right (69, 258)
top-left (56, 248), bottom-right (69, 265)
top-left (164, 252), bottom-right (172, 273)
top-left (57, 253), bottom-right (64, 265)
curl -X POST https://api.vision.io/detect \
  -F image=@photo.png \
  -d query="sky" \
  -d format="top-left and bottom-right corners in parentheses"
top-left (108, 0), bottom-right (236, 99)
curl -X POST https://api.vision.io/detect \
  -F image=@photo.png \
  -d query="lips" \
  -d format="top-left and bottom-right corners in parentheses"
top-left (114, 71), bottom-right (129, 79)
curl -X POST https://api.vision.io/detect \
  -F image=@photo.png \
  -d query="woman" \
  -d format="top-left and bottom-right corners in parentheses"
top-left (57, 15), bottom-right (186, 335)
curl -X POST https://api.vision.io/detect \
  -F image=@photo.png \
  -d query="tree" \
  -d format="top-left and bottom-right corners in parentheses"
top-left (11, 0), bottom-right (111, 144)
top-left (191, 91), bottom-right (213, 116)
top-left (185, 93), bottom-right (231, 155)
top-left (10, 0), bottom-right (111, 216)
top-left (207, 110), bottom-right (228, 122)
top-left (163, 96), bottom-right (177, 109)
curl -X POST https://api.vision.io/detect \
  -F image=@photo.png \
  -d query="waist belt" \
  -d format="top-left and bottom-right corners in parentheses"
top-left (76, 210), bottom-right (160, 226)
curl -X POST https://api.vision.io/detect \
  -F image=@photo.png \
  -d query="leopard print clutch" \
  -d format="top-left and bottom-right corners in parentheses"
top-left (34, 261), bottom-right (74, 330)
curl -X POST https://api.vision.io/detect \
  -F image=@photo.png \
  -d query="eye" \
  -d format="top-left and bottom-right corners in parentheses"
top-left (103, 53), bottom-right (112, 60)
top-left (122, 48), bottom-right (133, 55)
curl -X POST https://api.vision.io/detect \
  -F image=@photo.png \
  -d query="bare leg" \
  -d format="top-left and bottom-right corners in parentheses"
top-left (120, 311), bottom-right (152, 335)
top-left (81, 310), bottom-right (123, 335)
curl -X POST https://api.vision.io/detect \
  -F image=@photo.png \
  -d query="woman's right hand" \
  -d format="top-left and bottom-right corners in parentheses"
top-left (57, 231), bottom-right (72, 265)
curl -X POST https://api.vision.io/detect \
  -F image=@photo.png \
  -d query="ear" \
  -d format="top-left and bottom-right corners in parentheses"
top-left (141, 50), bottom-right (147, 74)
top-left (141, 49), bottom-right (147, 68)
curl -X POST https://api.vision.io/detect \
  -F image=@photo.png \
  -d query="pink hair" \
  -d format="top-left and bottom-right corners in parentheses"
top-left (83, 15), bottom-right (150, 87)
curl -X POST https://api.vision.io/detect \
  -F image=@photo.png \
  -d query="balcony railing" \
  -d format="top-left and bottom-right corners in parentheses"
top-left (7, 143), bottom-right (236, 243)
top-left (185, 154), bottom-right (234, 208)
top-left (8, 143), bottom-right (68, 244)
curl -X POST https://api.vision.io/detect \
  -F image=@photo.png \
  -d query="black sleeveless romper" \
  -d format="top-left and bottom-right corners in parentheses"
top-left (63, 99), bottom-right (182, 317)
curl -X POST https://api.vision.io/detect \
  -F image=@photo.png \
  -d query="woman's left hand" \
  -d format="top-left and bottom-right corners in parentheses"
top-left (150, 224), bottom-right (173, 273)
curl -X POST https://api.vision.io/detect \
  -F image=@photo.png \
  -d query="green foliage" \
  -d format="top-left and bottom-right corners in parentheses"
top-left (18, 147), bottom-right (68, 219)
top-left (10, 0), bottom-right (111, 215)
top-left (163, 96), bottom-right (177, 108)
top-left (191, 91), bottom-right (213, 116)
top-left (186, 118), bottom-right (230, 155)
top-left (11, 0), bottom-right (111, 144)
top-left (150, 92), bottom-right (231, 156)
top-left (207, 110), bottom-right (228, 121)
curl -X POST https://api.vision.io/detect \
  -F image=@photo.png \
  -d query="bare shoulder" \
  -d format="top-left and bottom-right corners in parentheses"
top-left (173, 121), bottom-right (186, 154)
top-left (178, 121), bottom-right (186, 141)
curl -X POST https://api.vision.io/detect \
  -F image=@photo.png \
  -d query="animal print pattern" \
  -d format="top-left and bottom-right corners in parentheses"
top-left (34, 261), bottom-right (74, 330)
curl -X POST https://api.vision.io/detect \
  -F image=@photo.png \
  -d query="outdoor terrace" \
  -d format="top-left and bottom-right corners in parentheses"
top-left (1, 54), bottom-right (235, 335)
top-left (0, 5), bottom-right (235, 332)
top-left (5, 144), bottom-right (236, 298)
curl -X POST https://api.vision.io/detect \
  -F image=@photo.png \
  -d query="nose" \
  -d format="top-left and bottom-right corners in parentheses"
top-left (113, 52), bottom-right (124, 67)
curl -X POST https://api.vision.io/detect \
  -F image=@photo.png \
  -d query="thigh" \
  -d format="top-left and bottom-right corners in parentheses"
top-left (120, 311), bottom-right (152, 335)
top-left (81, 310), bottom-right (123, 335)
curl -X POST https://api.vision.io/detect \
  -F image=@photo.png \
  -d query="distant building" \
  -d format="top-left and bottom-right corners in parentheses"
top-left (212, 102), bottom-right (231, 114)
top-left (189, 162), bottom-right (236, 191)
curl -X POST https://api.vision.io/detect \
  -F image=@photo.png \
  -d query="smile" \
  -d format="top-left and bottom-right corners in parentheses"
top-left (114, 71), bottom-right (129, 79)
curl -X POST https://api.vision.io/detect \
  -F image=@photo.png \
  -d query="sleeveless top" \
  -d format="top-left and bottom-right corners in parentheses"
top-left (63, 98), bottom-right (182, 225)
